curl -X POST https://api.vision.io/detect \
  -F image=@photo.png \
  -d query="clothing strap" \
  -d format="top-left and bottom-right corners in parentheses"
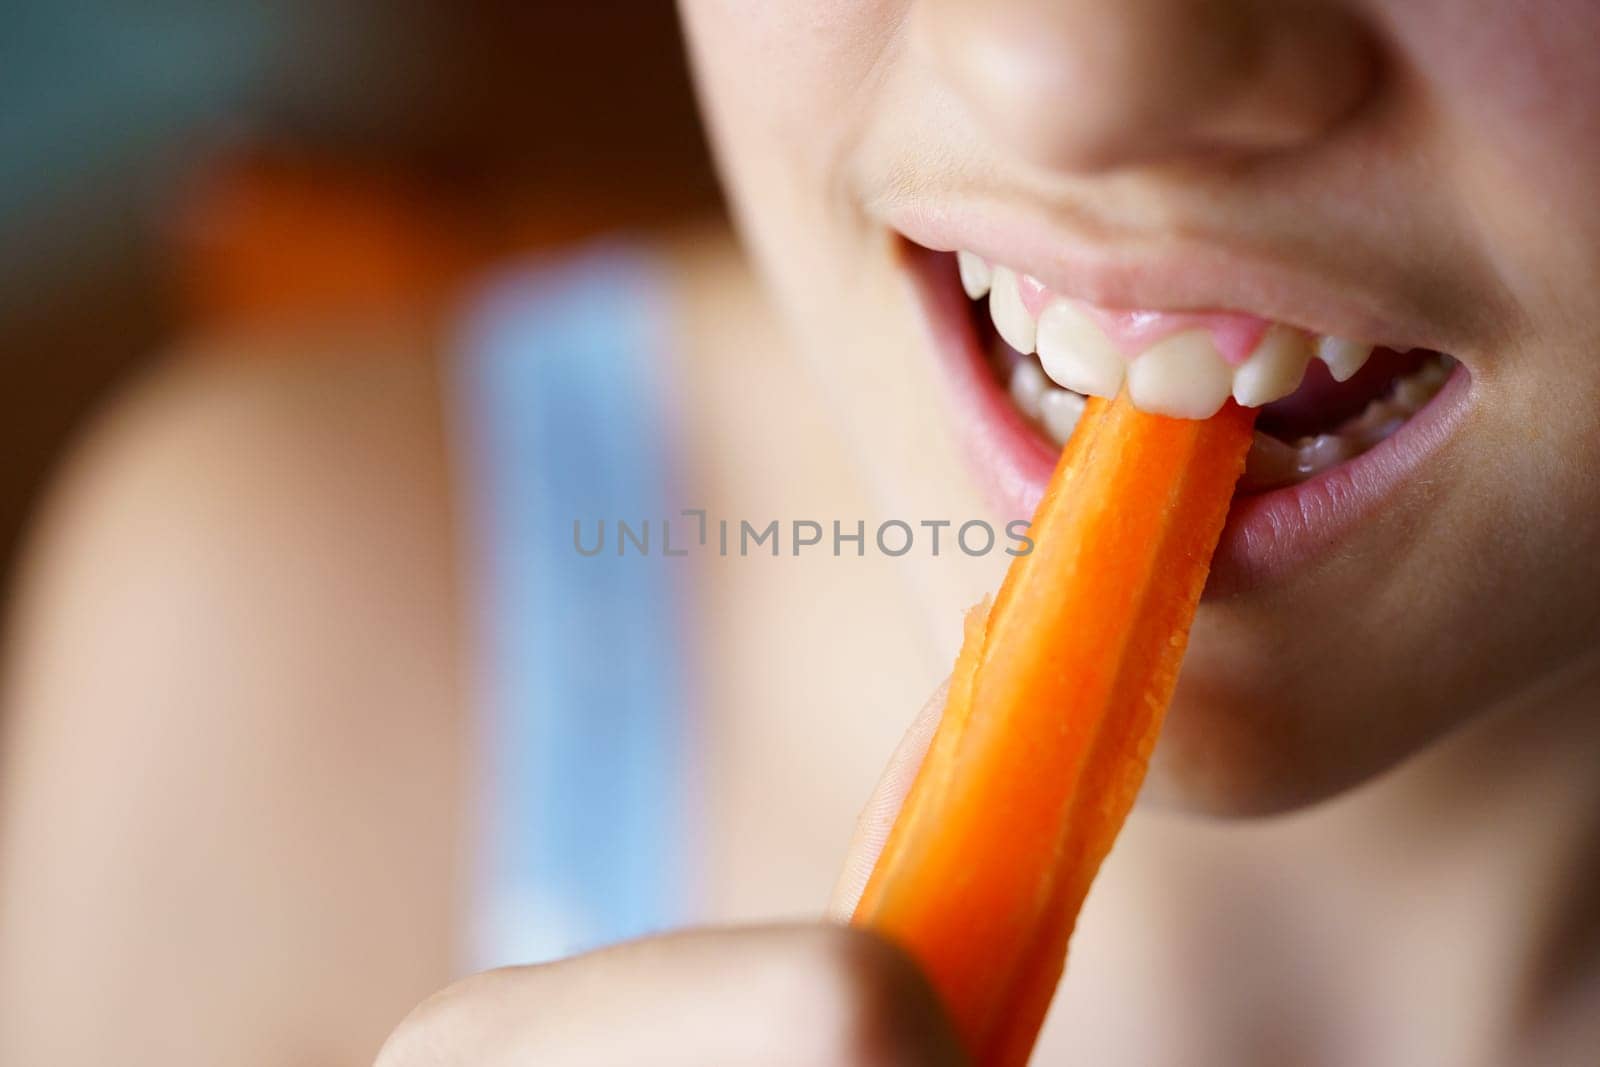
top-left (453, 245), bottom-right (697, 969)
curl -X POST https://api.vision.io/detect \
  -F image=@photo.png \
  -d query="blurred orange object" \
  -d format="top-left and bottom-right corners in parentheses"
top-left (175, 148), bottom-right (717, 336)
top-left (175, 153), bottom-right (477, 329)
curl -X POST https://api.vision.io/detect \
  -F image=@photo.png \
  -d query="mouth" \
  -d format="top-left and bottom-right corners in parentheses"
top-left (900, 240), bottom-right (1473, 597)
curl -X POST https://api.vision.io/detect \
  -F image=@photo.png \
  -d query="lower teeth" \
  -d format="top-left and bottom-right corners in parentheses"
top-left (997, 339), bottom-right (1455, 486)
top-left (1246, 353), bottom-right (1453, 488)
top-left (995, 338), bottom-right (1086, 446)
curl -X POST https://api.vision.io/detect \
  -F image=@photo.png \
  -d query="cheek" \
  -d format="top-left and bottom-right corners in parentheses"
top-left (680, 0), bottom-right (905, 176)
top-left (680, 0), bottom-right (905, 88)
top-left (678, 0), bottom-right (912, 332)
top-left (1404, 5), bottom-right (1600, 425)
top-left (1388, 1), bottom-right (1600, 284)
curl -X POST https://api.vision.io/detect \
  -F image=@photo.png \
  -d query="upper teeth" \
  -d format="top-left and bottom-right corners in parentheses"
top-left (1233, 326), bottom-right (1313, 407)
top-left (1127, 330), bottom-right (1236, 420)
top-left (957, 250), bottom-right (993, 300)
top-left (1037, 301), bottom-right (1125, 398)
top-left (1315, 336), bottom-right (1376, 383)
top-left (987, 265), bottom-right (1037, 354)
top-left (962, 253), bottom-right (1380, 420)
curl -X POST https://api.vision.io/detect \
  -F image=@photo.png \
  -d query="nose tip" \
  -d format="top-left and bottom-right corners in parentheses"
top-left (926, 0), bottom-right (1377, 173)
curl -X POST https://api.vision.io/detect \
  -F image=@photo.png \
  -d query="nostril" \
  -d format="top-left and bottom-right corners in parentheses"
top-left (1202, 4), bottom-right (1380, 150)
top-left (923, 0), bottom-right (1378, 174)
top-left (926, 6), bottom-right (1205, 171)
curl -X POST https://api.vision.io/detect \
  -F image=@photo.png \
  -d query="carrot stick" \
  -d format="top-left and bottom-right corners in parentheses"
top-left (851, 390), bottom-right (1256, 1066)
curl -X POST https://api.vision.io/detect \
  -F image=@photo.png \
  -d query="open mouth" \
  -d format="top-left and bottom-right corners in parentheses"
top-left (900, 239), bottom-right (1473, 596)
top-left (959, 247), bottom-right (1458, 493)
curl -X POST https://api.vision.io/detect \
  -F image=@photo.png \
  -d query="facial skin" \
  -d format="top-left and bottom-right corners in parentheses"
top-left (678, 0), bottom-right (1600, 813)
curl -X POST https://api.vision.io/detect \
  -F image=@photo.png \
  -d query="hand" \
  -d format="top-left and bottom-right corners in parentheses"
top-left (373, 925), bottom-right (963, 1066)
top-left (374, 689), bottom-right (959, 1067)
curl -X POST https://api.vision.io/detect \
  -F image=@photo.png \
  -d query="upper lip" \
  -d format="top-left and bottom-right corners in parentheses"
top-left (880, 196), bottom-right (1455, 356)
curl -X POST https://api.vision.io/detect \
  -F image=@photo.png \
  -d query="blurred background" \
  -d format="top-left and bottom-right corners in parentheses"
top-left (1, 0), bottom-right (720, 590)
top-left (1, 11), bottom-right (939, 1052)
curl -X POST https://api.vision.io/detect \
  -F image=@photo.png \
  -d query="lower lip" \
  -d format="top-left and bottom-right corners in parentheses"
top-left (901, 242), bottom-right (1473, 598)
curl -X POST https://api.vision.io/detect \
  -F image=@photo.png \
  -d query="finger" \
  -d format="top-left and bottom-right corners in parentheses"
top-left (373, 925), bottom-right (966, 1067)
top-left (828, 680), bottom-right (949, 919)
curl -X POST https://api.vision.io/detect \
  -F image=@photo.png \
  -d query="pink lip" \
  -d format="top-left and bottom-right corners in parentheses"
top-left (888, 199), bottom-right (1449, 355)
top-left (902, 242), bottom-right (1473, 599)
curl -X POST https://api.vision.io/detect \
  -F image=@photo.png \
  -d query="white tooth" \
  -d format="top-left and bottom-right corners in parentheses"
top-left (1126, 331), bottom-right (1234, 419)
top-left (957, 251), bottom-right (993, 300)
top-left (1036, 300), bottom-right (1126, 398)
top-left (1040, 388), bottom-right (1087, 445)
top-left (1316, 337), bottom-right (1375, 382)
top-left (1295, 433), bottom-right (1357, 475)
top-left (988, 267), bottom-right (1037, 354)
top-left (1416, 358), bottom-right (1451, 388)
top-left (1349, 396), bottom-right (1397, 437)
top-left (1009, 357), bottom-right (1048, 419)
top-left (1243, 432), bottom-right (1301, 490)
top-left (1231, 326), bottom-right (1313, 407)
top-left (1367, 416), bottom-right (1409, 445)
top-left (1344, 397), bottom-right (1407, 448)
top-left (1391, 372), bottom-right (1440, 412)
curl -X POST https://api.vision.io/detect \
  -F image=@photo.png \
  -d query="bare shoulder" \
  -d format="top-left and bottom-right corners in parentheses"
top-left (8, 324), bottom-right (466, 741)
top-left (53, 322), bottom-right (456, 552)
top-left (0, 323), bottom-right (466, 1065)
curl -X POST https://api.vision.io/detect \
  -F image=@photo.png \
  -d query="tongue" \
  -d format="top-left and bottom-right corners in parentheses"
top-left (1257, 347), bottom-right (1426, 439)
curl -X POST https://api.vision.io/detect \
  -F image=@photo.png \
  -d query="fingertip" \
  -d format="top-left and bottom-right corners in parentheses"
top-left (829, 680), bottom-right (950, 918)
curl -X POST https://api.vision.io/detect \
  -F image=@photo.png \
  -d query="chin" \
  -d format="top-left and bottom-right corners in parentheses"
top-left (1143, 694), bottom-right (1361, 818)
top-left (1139, 613), bottom-right (1465, 817)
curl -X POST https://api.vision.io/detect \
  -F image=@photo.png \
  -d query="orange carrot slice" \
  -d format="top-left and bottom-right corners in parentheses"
top-left (851, 390), bottom-right (1256, 1066)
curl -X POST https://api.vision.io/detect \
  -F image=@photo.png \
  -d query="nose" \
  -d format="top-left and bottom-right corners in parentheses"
top-left (924, 0), bottom-right (1377, 173)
